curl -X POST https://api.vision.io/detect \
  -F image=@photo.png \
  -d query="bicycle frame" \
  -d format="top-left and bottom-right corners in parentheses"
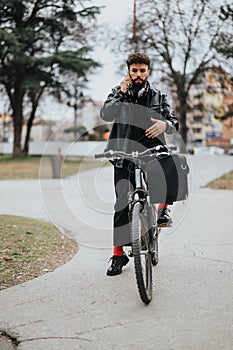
top-left (129, 162), bottom-right (147, 204)
top-left (128, 160), bottom-right (155, 256)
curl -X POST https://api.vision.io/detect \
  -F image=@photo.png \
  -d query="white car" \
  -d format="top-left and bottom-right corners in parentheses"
top-left (194, 146), bottom-right (224, 156)
top-left (209, 146), bottom-right (225, 155)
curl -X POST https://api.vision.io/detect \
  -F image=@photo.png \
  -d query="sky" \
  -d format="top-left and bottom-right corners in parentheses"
top-left (85, 0), bottom-right (133, 101)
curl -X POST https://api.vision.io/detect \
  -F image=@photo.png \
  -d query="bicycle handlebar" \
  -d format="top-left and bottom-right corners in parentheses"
top-left (94, 145), bottom-right (177, 160)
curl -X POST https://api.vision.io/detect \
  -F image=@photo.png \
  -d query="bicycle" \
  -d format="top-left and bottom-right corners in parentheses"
top-left (95, 145), bottom-right (174, 305)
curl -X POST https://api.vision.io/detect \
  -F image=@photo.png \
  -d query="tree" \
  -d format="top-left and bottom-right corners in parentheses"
top-left (22, 47), bottom-right (100, 154)
top-left (113, 0), bottom-right (226, 147)
top-left (214, 4), bottom-right (233, 60)
top-left (0, 0), bottom-right (101, 156)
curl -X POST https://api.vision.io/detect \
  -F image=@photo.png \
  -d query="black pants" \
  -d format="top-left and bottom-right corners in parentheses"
top-left (113, 161), bottom-right (135, 246)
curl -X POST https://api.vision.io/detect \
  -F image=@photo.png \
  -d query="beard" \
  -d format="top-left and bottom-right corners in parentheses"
top-left (132, 78), bottom-right (147, 92)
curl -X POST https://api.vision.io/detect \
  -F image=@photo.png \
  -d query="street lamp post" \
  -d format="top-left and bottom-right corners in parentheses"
top-left (132, 0), bottom-right (138, 50)
top-left (133, 0), bottom-right (137, 43)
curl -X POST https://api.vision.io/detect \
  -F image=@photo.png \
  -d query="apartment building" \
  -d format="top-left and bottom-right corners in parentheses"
top-left (185, 67), bottom-right (233, 151)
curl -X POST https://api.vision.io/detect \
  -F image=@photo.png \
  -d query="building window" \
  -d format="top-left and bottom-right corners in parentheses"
top-left (193, 116), bottom-right (203, 123)
top-left (194, 94), bottom-right (203, 99)
top-left (193, 103), bottom-right (204, 111)
top-left (193, 128), bottom-right (202, 133)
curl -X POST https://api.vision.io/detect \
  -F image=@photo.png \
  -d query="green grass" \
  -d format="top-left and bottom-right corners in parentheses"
top-left (0, 155), bottom-right (104, 179)
top-left (205, 170), bottom-right (233, 190)
top-left (0, 215), bottom-right (78, 290)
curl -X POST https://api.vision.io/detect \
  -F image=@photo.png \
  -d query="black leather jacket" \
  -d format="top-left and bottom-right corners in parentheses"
top-left (100, 82), bottom-right (179, 162)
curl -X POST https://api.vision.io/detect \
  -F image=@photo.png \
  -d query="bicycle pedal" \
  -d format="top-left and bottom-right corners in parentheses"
top-left (128, 250), bottom-right (134, 257)
top-left (158, 223), bottom-right (173, 228)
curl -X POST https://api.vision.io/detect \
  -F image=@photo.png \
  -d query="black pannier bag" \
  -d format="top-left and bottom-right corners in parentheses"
top-left (147, 154), bottom-right (189, 204)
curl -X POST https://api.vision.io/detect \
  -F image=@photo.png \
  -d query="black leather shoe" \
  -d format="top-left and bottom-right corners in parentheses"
top-left (107, 252), bottom-right (129, 276)
top-left (157, 208), bottom-right (173, 227)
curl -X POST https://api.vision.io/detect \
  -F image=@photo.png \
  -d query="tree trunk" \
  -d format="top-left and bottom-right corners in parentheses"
top-left (12, 90), bottom-right (24, 157)
top-left (23, 89), bottom-right (44, 155)
top-left (23, 113), bottom-right (34, 156)
top-left (179, 103), bottom-right (188, 145)
top-left (179, 109), bottom-right (188, 152)
top-left (176, 86), bottom-right (188, 153)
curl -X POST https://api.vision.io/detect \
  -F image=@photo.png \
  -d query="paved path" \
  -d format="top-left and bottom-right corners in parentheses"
top-left (0, 155), bottom-right (233, 350)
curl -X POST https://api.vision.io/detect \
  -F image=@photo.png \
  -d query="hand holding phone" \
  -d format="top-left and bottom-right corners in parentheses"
top-left (120, 76), bottom-right (132, 94)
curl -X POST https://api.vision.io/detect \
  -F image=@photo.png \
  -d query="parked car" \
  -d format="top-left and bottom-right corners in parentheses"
top-left (210, 146), bottom-right (225, 155)
top-left (193, 146), bottom-right (224, 156)
top-left (227, 148), bottom-right (233, 156)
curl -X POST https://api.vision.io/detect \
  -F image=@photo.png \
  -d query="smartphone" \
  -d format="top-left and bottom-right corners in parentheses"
top-left (126, 75), bottom-right (133, 95)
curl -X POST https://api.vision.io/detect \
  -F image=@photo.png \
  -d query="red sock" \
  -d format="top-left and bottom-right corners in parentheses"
top-left (158, 203), bottom-right (169, 210)
top-left (113, 246), bottom-right (123, 256)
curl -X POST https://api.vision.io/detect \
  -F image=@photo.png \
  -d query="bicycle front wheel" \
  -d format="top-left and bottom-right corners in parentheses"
top-left (131, 202), bottom-right (152, 305)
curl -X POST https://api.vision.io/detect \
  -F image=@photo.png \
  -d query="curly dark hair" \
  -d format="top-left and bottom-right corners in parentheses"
top-left (126, 52), bottom-right (151, 69)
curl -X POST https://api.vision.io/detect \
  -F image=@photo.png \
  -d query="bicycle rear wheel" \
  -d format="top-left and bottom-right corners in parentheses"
top-left (131, 202), bottom-right (152, 305)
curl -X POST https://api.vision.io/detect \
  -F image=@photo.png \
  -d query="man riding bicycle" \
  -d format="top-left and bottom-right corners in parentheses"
top-left (100, 52), bottom-right (179, 276)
